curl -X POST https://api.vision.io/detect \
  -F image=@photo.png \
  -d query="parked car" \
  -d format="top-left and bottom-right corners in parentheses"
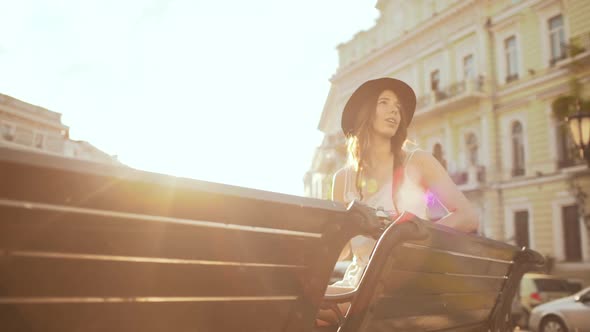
top-left (513, 273), bottom-right (578, 327)
top-left (529, 286), bottom-right (590, 332)
top-left (566, 279), bottom-right (584, 293)
top-left (329, 260), bottom-right (351, 284)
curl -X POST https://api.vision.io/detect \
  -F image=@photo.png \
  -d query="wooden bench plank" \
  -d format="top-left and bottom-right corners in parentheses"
top-left (372, 293), bottom-right (496, 319)
top-left (392, 243), bottom-right (512, 276)
top-left (407, 225), bottom-right (517, 262)
top-left (0, 158), bottom-right (351, 234)
top-left (383, 270), bottom-right (506, 295)
top-left (0, 256), bottom-right (304, 297)
top-left (1, 301), bottom-right (298, 332)
top-left (366, 309), bottom-right (490, 332)
top-left (0, 206), bottom-right (316, 265)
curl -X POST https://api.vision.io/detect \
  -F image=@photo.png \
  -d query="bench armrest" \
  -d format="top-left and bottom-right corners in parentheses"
top-left (319, 291), bottom-right (357, 326)
top-left (320, 291), bottom-right (357, 307)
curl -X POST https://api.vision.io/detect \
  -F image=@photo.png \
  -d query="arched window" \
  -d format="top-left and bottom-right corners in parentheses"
top-left (466, 133), bottom-right (479, 166)
top-left (511, 121), bottom-right (525, 176)
top-left (432, 143), bottom-right (447, 170)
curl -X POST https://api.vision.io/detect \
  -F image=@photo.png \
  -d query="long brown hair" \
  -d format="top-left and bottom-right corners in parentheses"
top-left (346, 90), bottom-right (409, 203)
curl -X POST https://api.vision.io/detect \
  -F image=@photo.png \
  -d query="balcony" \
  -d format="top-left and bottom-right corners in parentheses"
top-left (557, 32), bottom-right (590, 68)
top-left (558, 158), bottom-right (586, 169)
top-left (415, 77), bottom-right (487, 117)
top-left (450, 166), bottom-right (486, 191)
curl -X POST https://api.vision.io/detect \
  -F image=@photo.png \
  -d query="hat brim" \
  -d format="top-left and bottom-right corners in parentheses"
top-left (341, 78), bottom-right (416, 136)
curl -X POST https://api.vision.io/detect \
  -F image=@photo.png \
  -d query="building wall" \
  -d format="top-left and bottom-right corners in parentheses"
top-left (0, 93), bottom-right (120, 165)
top-left (307, 0), bottom-right (590, 282)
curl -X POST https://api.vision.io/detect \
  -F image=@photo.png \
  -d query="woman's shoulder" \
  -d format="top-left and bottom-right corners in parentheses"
top-left (402, 145), bottom-right (428, 164)
top-left (405, 149), bottom-right (432, 164)
top-left (404, 148), bottom-right (446, 182)
top-left (403, 147), bottom-right (440, 179)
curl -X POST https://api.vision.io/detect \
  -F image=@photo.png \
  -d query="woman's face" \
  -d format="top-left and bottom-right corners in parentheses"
top-left (372, 89), bottom-right (402, 138)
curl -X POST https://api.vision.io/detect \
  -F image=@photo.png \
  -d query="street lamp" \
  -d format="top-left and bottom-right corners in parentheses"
top-left (567, 101), bottom-right (590, 166)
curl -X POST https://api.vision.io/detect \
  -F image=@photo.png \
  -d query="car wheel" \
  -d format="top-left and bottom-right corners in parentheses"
top-left (540, 317), bottom-right (568, 332)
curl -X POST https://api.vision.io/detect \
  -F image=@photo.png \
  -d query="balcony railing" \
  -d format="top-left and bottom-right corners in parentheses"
top-left (558, 157), bottom-right (586, 169)
top-left (568, 32), bottom-right (590, 57)
top-left (450, 166), bottom-right (486, 189)
top-left (416, 77), bottom-right (486, 111)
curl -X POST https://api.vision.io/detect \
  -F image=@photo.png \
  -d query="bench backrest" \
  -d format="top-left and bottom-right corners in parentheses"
top-left (0, 147), bottom-right (365, 332)
top-left (340, 216), bottom-right (544, 332)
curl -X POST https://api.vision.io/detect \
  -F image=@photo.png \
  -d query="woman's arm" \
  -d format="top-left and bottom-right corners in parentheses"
top-left (407, 151), bottom-right (479, 233)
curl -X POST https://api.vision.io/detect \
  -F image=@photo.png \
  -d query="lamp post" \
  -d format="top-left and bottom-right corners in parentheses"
top-left (566, 100), bottom-right (590, 230)
top-left (566, 101), bottom-right (590, 166)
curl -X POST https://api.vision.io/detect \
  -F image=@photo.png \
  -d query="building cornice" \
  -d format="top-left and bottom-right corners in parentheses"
top-left (489, 0), bottom-right (541, 30)
top-left (0, 106), bottom-right (68, 130)
top-left (491, 167), bottom-right (589, 190)
top-left (331, 0), bottom-right (478, 83)
top-left (0, 93), bottom-right (67, 130)
top-left (531, 0), bottom-right (562, 11)
top-left (496, 67), bottom-right (569, 98)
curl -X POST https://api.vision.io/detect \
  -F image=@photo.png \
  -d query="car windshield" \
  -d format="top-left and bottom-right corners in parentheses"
top-left (575, 287), bottom-right (590, 298)
top-left (568, 281), bottom-right (583, 293)
top-left (534, 279), bottom-right (572, 292)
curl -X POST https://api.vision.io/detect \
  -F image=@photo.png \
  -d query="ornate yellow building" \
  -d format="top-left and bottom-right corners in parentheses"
top-left (306, 0), bottom-right (590, 281)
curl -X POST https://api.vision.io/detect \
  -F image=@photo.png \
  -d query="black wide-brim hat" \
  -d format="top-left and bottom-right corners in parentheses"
top-left (341, 77), bottom-right (416, 137)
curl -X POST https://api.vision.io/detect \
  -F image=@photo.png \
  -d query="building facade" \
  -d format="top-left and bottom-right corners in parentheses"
top-left (306, 0), bottom-right (590, 282)
top-left (0, 93), bottom-right (120, 165)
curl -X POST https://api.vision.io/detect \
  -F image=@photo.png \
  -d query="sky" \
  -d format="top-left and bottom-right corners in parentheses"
top-left (0, 0), bottom-right (379, 196)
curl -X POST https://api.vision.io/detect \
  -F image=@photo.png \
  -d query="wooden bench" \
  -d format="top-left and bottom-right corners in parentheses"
top-left (321, 206), bottom-right (545, 332)
top-left (0, 147), bottom-right (373, 332)
top-left (0, 147), bottom-right (544, 331)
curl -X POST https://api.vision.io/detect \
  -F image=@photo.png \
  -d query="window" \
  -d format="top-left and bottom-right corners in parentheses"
top-left (430, 70), bottom-right (440, 91)
top-left (463, 54), bottom-right (475, 80)
top-left (562, 205), bottom-right (582, 262)
top-left (548, 14), bottom-right (565, 64)
top-left (1, 123), bottom-right (15, 141)
top-left (504, 36), bottom-right (519, 82)
top-left (432, 143), bottom-right (447, 170)
top-left (466, 133), bottom-right (479, 166)
top-left (34, 133), bottom-right (44, 149)
top-left (534, 279), bottom-right (571, 292)
top-left (511, 121), bottom-right (525, 176)
top-left (514, 210), bottom-right (530, 248)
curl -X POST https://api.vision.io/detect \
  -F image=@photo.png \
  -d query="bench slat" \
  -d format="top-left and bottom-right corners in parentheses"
top-left (0, 255), bottom-right (305, 298)
top-left (0, 162), bottom-right (348, 233)
top-left (1, 301), bottom-right (298, 332)
top-left (372, 293), bottom-right (496, 319)
top-left (392, 244), bottom-right (512, 276)
top-left (383, 270), bottom-right (506, 295)
top-left (366, 309), bottom-right (490, 332)
top-left (1, 207), bottom-right (316, 266)
top-left (408, 225), bottom-right (517, 262)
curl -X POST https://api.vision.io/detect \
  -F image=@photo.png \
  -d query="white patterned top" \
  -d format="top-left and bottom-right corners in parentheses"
top-left (332, 149), bottom-right (435, 288)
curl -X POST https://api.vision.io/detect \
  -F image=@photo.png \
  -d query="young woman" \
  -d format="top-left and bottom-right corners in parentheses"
top-left (317, 78), bottom-right (479, 325)
top-left (316, 78), bottom-right (478, 326)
